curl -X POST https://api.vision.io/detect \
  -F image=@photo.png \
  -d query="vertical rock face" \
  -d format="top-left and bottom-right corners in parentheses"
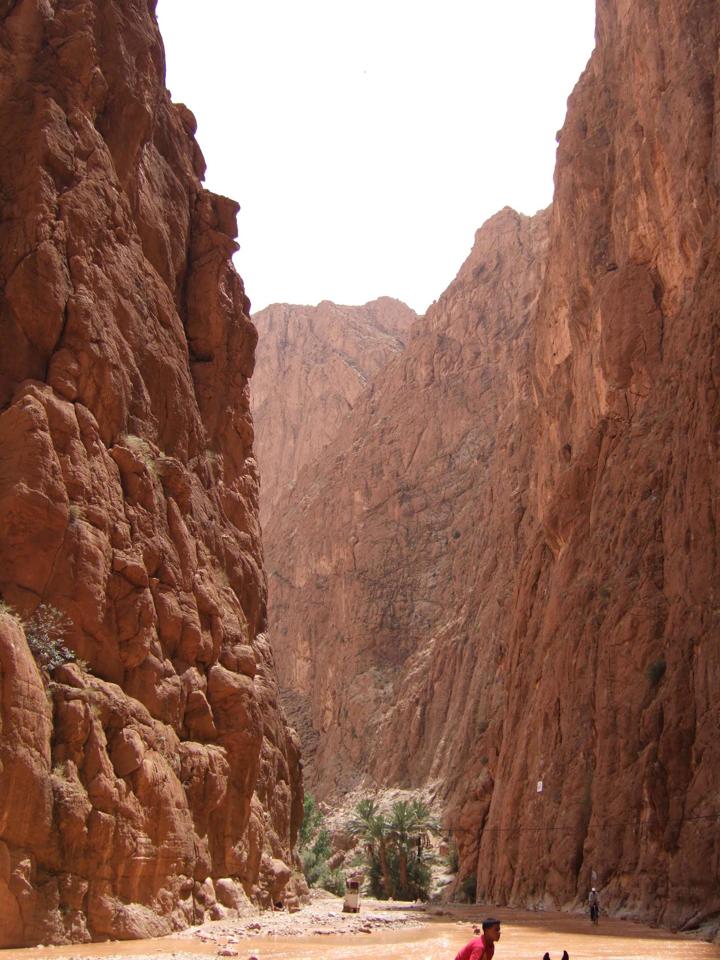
top-left (267, 208), bottom-right (551, 793)
top-left (251, 298), bottom-right (415, 526)
top-left (268, 0), bottom-right (720, 932)
top-left (472, 0), bottom-right (720, 929)
top-left (0, 0), bottom-right (301, 946)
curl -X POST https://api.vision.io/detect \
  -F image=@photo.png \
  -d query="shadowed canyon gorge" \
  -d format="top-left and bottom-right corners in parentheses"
top-left (0, 0), bottom-right (718, 950)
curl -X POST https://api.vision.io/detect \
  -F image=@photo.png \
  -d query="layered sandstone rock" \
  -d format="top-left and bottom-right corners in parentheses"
top-left (0, 0), bottom-right (301, 945)
top-left (267, 0), bottom-right (720, 933)
top-left (251, 298), bottom-right (415, 525)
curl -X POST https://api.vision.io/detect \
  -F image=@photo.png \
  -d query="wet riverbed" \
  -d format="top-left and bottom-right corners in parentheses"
top-left (1, 905), bottom-right (718, 960)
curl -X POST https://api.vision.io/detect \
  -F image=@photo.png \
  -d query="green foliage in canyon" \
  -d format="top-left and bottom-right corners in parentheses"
top-left (348, 795), bottom-right (439, 901)
top-left (298, 794), bottom-right (346, 896)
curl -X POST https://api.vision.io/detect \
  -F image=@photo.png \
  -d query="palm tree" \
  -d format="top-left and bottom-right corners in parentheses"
top-left (388, 799), bottom-right (441, 898)
top-left (347, 797), bottom-right (380, 835)
top-left (409, 798), bottom-right (440, 837)
top-left (388, 801), bottom-right (414, 895)
top-left (348, 797), bottom-right (395, 898)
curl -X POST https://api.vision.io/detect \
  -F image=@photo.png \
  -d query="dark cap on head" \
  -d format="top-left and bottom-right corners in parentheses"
top-left (482, 918), bottom-right (501, 930)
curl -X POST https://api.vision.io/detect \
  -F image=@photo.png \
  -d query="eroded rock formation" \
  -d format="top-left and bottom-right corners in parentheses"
top-left (0, 0), bottom-right (301, 945)
top-left (267, 0), bottom-right (720, 934)
top-left (251, 298), bottom-right (415, 525)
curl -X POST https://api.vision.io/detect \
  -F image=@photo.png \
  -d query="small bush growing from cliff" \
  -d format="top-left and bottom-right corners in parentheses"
top-left (24, 604), bottom-right (82, 672)
top-left (646, 658), bottom-right (667, 685)
top-left (124, 434), bottom-right (159, 476)
top-left (0, 600), bottom-right (21, 622)
top-left (68, 504), bottom-right (84, 522)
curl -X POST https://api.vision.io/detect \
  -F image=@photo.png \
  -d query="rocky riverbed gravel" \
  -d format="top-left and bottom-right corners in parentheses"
top-left (176, 894), bottom-right (427, 951)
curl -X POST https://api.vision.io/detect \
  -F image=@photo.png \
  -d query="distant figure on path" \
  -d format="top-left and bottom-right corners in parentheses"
top-left (589, 887), bottom-right (600, 924)
top-left (454, 918), bottom-right (502, 960)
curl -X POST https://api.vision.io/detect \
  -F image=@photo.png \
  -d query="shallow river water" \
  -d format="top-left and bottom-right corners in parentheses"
top-left (1, 908), bottom-right (718, 960)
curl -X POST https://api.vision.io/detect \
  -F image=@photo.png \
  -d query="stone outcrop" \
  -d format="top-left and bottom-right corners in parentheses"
top-left (267, 0), bottom-right (720, 934)
top-left (0, 0), bottom-right (301, 946)
top-left (251, 298), bottom-right (415, 526)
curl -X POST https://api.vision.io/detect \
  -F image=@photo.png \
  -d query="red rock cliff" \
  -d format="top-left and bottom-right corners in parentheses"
top-left (266, 207), bottom-right (550, 795)
top-left (0, 0), bottom-right (301, 945)
top-left (470, 0), bottom-right (720, 931)
top-left (267, 0), bottom-right (720, 933)
top-left (251, 298), bottom-right (415, 526)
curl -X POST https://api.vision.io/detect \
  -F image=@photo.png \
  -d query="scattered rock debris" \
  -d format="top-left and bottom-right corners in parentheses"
top-left (178, 897), bottom-right (426, 944)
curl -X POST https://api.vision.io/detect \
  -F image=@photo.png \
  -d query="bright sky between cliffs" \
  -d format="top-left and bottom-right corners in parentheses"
top-left (157, 0), bottom-right (596, 315)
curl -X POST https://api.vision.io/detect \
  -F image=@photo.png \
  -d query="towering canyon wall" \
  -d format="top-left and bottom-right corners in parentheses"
top-left (267, 0), bottom-right (720, 934)
top-left (252, 298), bottom-right (415, 525)
top-left (0, 0), bottom-right (301, 946)
top-left (266, 209), bottom-right (550, 794)
top-left (473, 0), bottom-right (720, 931)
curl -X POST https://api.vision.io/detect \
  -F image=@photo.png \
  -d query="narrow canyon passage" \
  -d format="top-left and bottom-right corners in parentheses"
top-left (1, 0), bottom-right (719, 947)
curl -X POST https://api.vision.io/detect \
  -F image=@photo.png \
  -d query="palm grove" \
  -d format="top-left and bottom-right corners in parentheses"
top-left (300, 795), bottom-right (440, 901)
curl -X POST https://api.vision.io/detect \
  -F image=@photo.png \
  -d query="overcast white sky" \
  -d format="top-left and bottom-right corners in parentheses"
top-left (157, 1), bottom-right (596, 315)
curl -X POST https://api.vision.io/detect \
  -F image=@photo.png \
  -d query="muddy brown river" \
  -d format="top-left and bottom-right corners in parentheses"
top-left (1, 906), bottom-right (718, 960)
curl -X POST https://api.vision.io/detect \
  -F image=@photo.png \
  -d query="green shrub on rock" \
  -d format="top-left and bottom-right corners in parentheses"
top-left (23, 604), bottom-right (84, 672)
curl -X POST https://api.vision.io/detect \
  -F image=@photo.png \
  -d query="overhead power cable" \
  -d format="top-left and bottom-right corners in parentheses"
top-left (442, 811), bottom-right (720, 839)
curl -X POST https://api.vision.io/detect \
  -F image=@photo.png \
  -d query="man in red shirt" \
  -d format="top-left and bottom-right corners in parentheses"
top-left (454, 918), bottom-right (502, 960)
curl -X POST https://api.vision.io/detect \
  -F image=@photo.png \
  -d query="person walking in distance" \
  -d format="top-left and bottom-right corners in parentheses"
top-left (454, 918), bottom-right (502, 960)
top-left (589, 887), bottom-right (600, 925)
